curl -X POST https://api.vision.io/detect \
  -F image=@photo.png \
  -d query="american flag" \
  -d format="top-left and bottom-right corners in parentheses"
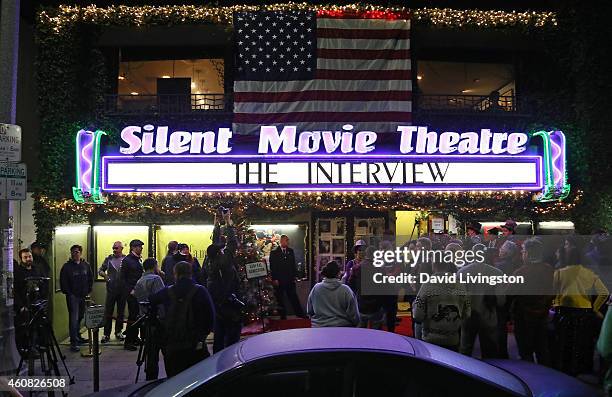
top-left (233, 10), bottom-right (411, 135)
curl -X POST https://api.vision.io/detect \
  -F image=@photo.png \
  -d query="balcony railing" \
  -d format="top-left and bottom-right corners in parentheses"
top-left (415, 94), bottom-right (522, 114)
top-left (103, 93), bottom-right (230, 116)
top-left (103, 93), bottom-right (526, 117)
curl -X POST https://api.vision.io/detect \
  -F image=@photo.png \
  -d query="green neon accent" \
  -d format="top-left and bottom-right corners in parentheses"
top-left (72, 187), bottom-right (85, 203)
top-left (72, 129), bottom-right (107, 204)
top-left (533, 130), bottom-right (554, 190)
top-left (533, 130), bottom-right (570, 202)
top-left (91, 130), bottom-right (107, 204)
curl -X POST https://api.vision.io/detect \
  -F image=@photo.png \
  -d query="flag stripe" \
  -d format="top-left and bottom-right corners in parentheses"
top-left (317, 37), bottom-right (410, 50)
top-left (317, 48), bottom-right (411, 59)
top-left (317, 18), bottom-right (410, 30)
top-left (234, 111), bottom-right (412, 123)
top-left (234, 79), bottom-right (413, 93)
top-left (235, 122), bottom-right (407, 134)
top-left (234, 90), bottom-right (412, 102)
top-left (235, 100), bottom-right (412, 114)
top-left (315, 69), bottom-right (411, 80)
top-left (317, 28), bottom-right (410, 39)
top-left (317, 58), bottom-right (410, 70)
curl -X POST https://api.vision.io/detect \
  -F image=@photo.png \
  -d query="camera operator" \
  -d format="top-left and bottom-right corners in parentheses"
top-left (133, 258), bottom-right (165, 380)
top-left (13, 248), bottom-right (44, 352)
top-left (60, 245), bottom-right (93, 352)
top-left (31, 241), bottom-right (50, 278)
top-left (207, 208), bottom-right (243, 353)
top-left (122, 239), bottom-right (145, 351)
top-left (150, 261), bottom-right (215, 377)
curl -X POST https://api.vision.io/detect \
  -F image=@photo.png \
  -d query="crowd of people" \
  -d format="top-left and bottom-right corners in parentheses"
top-left (10, 215), bottom-right (612, 392)
top-left (307, 221), bottom-right (612, 392)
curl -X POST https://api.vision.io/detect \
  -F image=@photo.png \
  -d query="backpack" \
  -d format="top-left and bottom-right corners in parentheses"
top-left (163, 285), bottom-right (200, 354)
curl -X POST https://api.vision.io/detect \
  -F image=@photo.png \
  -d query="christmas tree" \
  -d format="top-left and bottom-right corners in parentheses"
top-left (232, 213), bottom-right (277, 324)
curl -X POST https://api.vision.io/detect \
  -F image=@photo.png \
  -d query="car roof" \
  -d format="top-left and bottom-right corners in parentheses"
top-left (238, 328), bottom-right (415, 361)
top-left (148, 328), bottom-right (528, 397)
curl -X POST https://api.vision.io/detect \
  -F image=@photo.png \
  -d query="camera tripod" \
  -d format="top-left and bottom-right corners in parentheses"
top-left (15, 301), bottom-right (75, 397)
top-left (126, 307), bottom-right (159, 383)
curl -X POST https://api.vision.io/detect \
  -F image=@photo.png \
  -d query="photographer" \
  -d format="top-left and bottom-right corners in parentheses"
top-left (133, 258), bottom-right (165, 380)
top-left (207, 208), bottom-right (243, 353)
top-left (60, 245), bottom-right (93, 352)
top-left (13, 248), bottom-right (44, 353)
top-left (150, 261), bottom-right (215, 377)
top-left (122, 239), bottom-right (145, 351)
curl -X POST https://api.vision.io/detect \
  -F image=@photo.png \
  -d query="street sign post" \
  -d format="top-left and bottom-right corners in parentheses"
top-left (0, 123), bottom-right (21, 162)
top-left (84, 304), bottom-right (104, 392)
top-left (0, 162), bottom-right (26, 200)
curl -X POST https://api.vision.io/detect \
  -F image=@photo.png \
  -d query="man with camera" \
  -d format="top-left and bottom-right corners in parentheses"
top-left (150, 261), bottom-right (215, 376)
top-left (60, 245), bottom-right (93, 352)
top-left (122, 239), bottom-right (145, 351)
top-left (133, 258), bottom-right (166, 380)
top-left (13, 248), bottom-right (45, 353)
top-left (207, 207), bottom-right (244, 353)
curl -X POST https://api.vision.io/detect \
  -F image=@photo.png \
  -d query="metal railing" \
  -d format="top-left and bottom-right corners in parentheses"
top-left (103, 93), bottom-right (523, 117)
top-left (415, 94), bottom-right (518, 113)
top-left (103, 93), bottom-right (229, 116)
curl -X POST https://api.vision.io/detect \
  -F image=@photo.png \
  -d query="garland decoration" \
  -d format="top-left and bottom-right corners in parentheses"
top-left (38, 4), bottom-right (557, 33)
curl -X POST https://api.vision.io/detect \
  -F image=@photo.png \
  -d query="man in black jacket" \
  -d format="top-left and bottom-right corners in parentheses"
top-left (13, 248), bottom-right (44, 354)
top-left (207, 210), bottom-right (243, 353)
top-left (150, 261), bottom-right (215, 377)
top-left (270, 235), bottom-right (305, 319)
top-left (161, 240), bottom-right (178, 285)
top-left (31, 241), bottom-right (50, 278)
top-left (122, 239), bottom-right (144, 350)
top-left (98, 241), bottom-right (126, 343)
top-left (60, 245), bottom-right (93, 352)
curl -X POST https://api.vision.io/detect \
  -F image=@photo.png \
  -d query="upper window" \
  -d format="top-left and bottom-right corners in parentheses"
top-left (118, 59), bottom-right (224, 96)
top-left (416, 61), bottom-right (515, 111)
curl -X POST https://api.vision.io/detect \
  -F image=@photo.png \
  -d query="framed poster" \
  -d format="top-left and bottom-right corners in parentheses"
top-left (318, 219), bottom-right (331, 236)
top-left (332, 238), bottom-right (345, 255)
top-left (316, 216), bottom-right (346, 282)
top-left (319, 239), bottom-right (331, 254)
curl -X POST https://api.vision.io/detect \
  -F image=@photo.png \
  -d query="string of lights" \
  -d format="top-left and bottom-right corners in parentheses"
top-left (38, 190), bottom-right (580, 222)
top-left (38, 3), bottom-right (557, 33)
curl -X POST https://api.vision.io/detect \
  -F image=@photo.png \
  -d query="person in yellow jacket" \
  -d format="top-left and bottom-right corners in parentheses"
top-left (597, 305), bottom-right (612, 396)
top-left (553, 242), bottom-right (610, 376)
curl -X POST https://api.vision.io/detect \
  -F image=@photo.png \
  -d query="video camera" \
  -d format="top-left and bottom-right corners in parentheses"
top-left (24, 276), bottom-right (50, 306)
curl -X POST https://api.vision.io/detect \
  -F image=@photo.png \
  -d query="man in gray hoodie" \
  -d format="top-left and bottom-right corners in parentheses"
top-left (307, 261), bottom-right (360, 327)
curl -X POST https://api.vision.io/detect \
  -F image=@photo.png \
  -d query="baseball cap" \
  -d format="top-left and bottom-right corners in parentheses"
top-left (129, 239), bottom-right (144, 248)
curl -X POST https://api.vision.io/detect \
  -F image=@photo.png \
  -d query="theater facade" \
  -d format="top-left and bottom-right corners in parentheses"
top-left (31, 4), bottom-right (576, 337)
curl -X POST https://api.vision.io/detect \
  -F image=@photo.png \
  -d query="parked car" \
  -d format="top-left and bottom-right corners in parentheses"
top-left (87, 328), bottom-right (598, 397)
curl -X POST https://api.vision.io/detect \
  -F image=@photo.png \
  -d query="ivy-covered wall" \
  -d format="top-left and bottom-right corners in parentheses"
top-left (33, 3), bottom-right (605, 245)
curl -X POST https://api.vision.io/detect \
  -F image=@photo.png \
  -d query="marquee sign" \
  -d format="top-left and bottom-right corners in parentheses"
top-left (73, 125), bottom-right (569, 203)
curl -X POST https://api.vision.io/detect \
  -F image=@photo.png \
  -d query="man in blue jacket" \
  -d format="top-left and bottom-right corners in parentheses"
top-left (150, 261), bottom-right (215, 376)
top-left (60, 245), bottom-right (93, 352)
